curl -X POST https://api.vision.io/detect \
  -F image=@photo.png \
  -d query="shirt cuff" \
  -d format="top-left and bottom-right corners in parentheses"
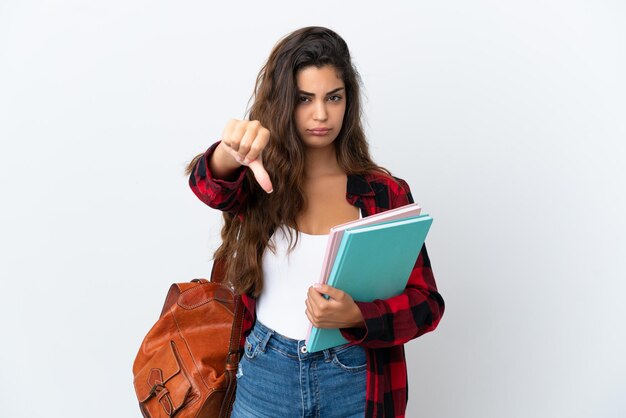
top-left (339, 301), bottom-right (384, 344)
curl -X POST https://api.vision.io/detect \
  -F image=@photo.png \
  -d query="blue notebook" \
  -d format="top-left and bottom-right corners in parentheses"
top-left (305, 214), bottom-right (433, 353)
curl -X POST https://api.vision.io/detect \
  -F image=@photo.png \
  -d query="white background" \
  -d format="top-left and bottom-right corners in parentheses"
top-left (1, 1), bottom-right (625, 417)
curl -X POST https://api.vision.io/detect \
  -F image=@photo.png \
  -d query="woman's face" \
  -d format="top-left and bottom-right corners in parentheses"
top-left (294, 65), bottom-right (346, 150)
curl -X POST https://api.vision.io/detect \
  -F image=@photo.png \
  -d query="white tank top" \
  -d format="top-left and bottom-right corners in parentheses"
top-left (256, 227), bottom-right (328, 340)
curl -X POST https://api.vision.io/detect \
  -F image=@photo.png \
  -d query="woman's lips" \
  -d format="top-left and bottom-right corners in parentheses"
top-left (308, 128), bottom-right (331, 136)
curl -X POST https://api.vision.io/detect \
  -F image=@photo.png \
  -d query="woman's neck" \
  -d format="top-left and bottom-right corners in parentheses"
top-left (304, 145), bottom-right (343, 178)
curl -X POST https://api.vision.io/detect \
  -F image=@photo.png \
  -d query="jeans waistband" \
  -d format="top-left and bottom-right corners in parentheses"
top-left (251, 320), bottom-right (355, 360)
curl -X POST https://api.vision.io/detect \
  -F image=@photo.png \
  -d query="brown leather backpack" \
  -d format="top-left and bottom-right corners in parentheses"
top-left (133, 270), bottom-right (244, 418)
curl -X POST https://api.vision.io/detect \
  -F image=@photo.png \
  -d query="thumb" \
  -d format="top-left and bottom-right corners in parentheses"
top-left (248, 158), bottom-right (273, 194)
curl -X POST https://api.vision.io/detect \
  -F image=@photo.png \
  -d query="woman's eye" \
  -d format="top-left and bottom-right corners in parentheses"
top-left (299, 96), bottom-right (311, 103)
top-left (328, 95), bottom-right (342, 102)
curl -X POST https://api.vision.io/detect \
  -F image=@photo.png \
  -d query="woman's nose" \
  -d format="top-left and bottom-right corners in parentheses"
top-left (313, 101), bottom-right (328, 121)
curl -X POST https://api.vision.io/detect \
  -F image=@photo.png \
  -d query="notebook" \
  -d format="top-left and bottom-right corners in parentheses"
top-left (305, 213), bottom-right (433, 352)
top-left (317, 203), bottom-right (422, 286)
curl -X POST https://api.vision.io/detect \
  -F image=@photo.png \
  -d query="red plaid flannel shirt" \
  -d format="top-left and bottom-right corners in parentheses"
top-left (189, 142), bottom-right (445, 418)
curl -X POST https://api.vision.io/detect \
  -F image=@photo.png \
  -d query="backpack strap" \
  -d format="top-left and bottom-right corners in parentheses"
top-left (219, 293), bottom-right (244, 417)
top-left (209, 258), bottom-right (226, 284)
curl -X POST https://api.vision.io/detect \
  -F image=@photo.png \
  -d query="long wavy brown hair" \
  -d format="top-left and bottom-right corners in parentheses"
top-left (186, 26), bottom-right (392, 297)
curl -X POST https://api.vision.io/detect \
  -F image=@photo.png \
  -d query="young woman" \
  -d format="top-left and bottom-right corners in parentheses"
top-left (186, 26), bottom-right (444, 418)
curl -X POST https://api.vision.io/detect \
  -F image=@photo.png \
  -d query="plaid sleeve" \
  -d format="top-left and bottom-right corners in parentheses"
top-left (340, 176), bottom-right (445, 348)
top-left (188, 141), bottom-right (249, 214)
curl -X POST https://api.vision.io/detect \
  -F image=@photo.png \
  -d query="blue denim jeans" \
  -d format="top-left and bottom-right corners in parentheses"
top-left (231, 320), bottom-right (367, 418)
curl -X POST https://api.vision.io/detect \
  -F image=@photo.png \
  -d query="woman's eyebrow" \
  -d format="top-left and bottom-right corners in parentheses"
top-left (298, 87), bottom-right (345, 96)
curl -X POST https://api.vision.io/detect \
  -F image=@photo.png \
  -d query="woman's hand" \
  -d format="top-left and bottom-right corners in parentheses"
top-left (305, 283), bottom-right (365, 329)
top-left (212, 119), bottom-right (273, 193)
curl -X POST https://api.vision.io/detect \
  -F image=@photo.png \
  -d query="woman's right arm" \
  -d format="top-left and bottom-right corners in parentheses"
top-left (188, 120), bottom-right (273, 213)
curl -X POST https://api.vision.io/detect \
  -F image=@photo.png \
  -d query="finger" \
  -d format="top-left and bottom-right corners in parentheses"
top-left (237, 125), bottom-right (257, 160)
top-left (305, 306), bottom-right (318, 327)
top-left (305, 298), bottom-right (327, 328)
top-left (248, 159), bottom-right (273, 193)
top-left (305, 297), bottom-right (314, 318)
top-left (229, 121), bottom-right (248, 152)
top-left (221, 119), bottom-right (238, 149)
top-left (244, 127), bottom-right (270, 164)
top-left (312, 283), bottom-right (342, 300)
top-left (307, 286), bottom-right (325, 309)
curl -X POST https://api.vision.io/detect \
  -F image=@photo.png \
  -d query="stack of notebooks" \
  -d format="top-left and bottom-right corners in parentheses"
top-left (305, 203), bottom-right (432, 352)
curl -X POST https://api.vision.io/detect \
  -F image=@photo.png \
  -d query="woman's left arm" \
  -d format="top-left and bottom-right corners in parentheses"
top-left (342, 176), bottom-right (444, 348)
top-left (305, 175), bottom-right (445, 348)
top-left (305, 243), bottom-right (444, 348)
top-left (339, 243), bottom-right (445, 348)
